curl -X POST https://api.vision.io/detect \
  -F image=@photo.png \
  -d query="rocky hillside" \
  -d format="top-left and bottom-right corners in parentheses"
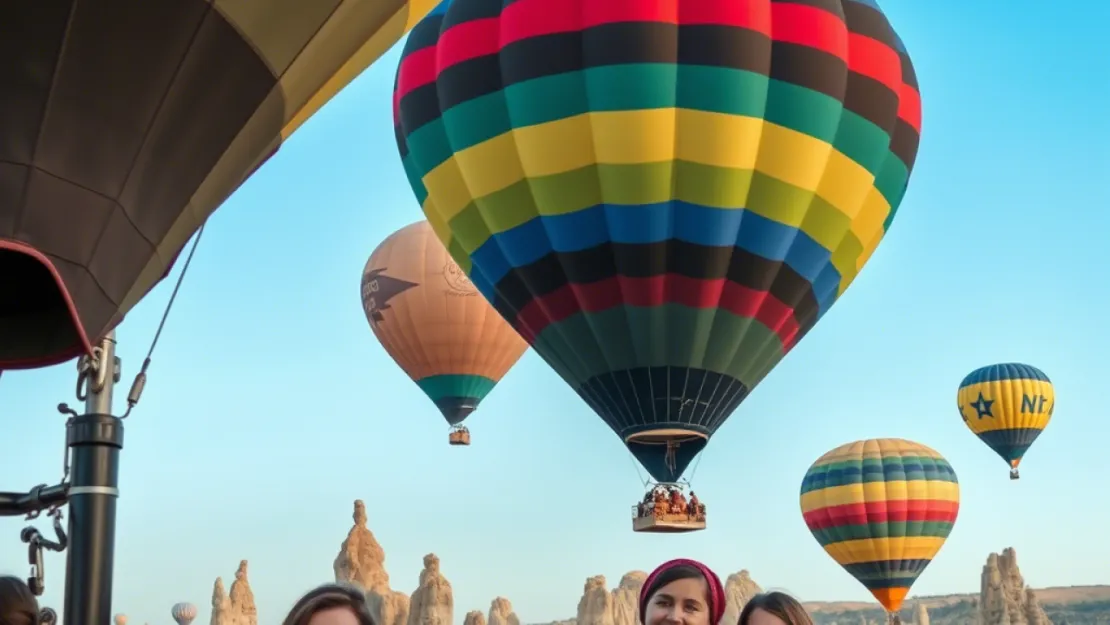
top-left (805, 549), bottom-right (1109, 625)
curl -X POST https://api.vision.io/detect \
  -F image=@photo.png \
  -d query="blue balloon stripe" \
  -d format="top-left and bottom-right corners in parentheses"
top-left (959, 363), bottom-right (1051, 388)
top-left (467, 203), bottom-right (842, 316)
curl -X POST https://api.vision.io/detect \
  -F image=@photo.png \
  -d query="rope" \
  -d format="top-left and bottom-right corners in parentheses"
top-left (120, 222), bottom-right (206, 418)
top-left (145, 223), bottom-right (206, 364)
top-left (627, 451), bottom-right (651, 488)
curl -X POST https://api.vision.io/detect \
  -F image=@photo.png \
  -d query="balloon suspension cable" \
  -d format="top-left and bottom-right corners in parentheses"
top-left (686, 449), bottom-right (705, 484)
top-left (627, 452), bottom-right (651, 489)
top-left (119, 222), bottom-right (207, 419)
top-left (887, 613), bottom-right (902, 625)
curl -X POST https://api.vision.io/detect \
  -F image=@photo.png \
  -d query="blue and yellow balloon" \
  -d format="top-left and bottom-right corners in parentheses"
top-left (957, 363), bottom-right (1054, 479)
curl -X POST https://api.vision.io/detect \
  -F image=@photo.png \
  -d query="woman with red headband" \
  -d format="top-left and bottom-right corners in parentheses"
top-left (639, 559), bottom-right (726, 625)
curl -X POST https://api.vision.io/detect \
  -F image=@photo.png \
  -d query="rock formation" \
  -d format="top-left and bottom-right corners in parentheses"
top-left (210, 577), bottom-right (230, 625)
top-left (334, 500), bottom-right (411, 625)
top-left (719, 571), bottom-right (763, 625)
top-left (576, 576), bottom-right (616, 625)
top-left (489, 597), bottom-right (522, 625)
top-left (229, 561), bottom-right (258, 625)
top-left (611, 572), bottom-right (647, 625)
top-left (209, 561), bottom-right (256, 625)
top-left (979, 548), bottom-right (1051, 625)
top-left (466, 611), bottom-right (488, 625)
top-left (407, 554), bottom-right (454, 625)
top-left (913, 602), bottom-right (930, 625)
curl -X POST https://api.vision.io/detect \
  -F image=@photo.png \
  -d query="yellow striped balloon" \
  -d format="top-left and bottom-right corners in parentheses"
top-left (957, 363), bottom-right (1054, 479)
top-left (800, 439), bottom-right (959, 614)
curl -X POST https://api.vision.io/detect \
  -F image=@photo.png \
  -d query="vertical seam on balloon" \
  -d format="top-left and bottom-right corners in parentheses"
top-left (491, 0), bottom-right (629, 435)
top-left (569, 2), bottom-right (643, 438)
top-left (414, 223), bottom-right (440, 380)
top-left (13, 1), bottom-right (78, 236)
top-left (392, 228), bottom-right (427, 381)
top-left (715, 3), bottom-right (786, 425)
top-left (116, 5), bottom-right (226, 247)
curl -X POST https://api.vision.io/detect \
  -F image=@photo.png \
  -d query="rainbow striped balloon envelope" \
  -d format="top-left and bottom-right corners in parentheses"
top-left (394, 0), bottom-right (921, 483)
top-left (957, 363), bottom-right (1055, 479)
top-left (800, 439), bottom-right (959, 613)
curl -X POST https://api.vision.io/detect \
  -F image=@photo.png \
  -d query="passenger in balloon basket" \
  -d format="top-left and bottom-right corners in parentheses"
top-left (635, 485), bottom-right (705, 522)
top-left (737, 592), bottom-right (815, 625)
top-left (639, 559), bottom-right (725, 625)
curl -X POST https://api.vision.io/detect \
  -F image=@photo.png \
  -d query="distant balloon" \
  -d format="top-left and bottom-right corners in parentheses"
top-left (171, 602), bottom-right (197, 625)
top-left (0, 0), bottom-right (438, 370)
top-left (800, 439), bottom-right (959, 615)
top-left (361, 221), bottom-right (528, 438)
top-left (113, 614), bottom-right (128, 625)
top-left (957, 363), bottom-right (1054, 480)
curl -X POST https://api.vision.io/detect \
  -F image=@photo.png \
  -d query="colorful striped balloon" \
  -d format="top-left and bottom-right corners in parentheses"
top-left (800, 439), bottom-right (959, 613)
top-left (957, 363), bottom-right (1054, 479)
top-left (394, 0), bottom-right (921, 483)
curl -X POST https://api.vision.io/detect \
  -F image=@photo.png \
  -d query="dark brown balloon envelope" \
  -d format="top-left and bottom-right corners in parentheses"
top-left (0, 0), bottom-right (429, 369)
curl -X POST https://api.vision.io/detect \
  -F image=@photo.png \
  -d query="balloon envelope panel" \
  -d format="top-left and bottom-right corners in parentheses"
top-left (957, 363), bottom-right (1054, 468)
top-left (800, 439), bottom-right (958, 613)
top-left (362, 221), bottom-right (527, 425)
top-left (0, 0), bottom-right (437, 369)
top-left (394, 0), bottom-right (920, 481)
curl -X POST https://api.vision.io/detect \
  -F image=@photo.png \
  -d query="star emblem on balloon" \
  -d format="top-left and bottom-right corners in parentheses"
top-left (970, 392), bottom-right (995, 419)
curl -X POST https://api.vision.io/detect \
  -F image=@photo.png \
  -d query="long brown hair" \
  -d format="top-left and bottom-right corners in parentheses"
top-left (0, 576), bottom-right (40, 625)
top-left (281, 583), bottom-right (377, 625)
top-left (737, 592), bottom-right (814, 625)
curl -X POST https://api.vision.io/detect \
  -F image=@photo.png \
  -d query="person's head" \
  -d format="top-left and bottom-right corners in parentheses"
top-left (281, 583), bottom-right (377, 625)
top-left (0, 576), bottom-right (40, 625)
top-left (639, 559), bottom-right (725, 625)
top-left (737, 592), bottom-right (814, 625)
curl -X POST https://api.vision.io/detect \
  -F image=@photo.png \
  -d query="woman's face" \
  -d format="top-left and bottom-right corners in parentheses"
top-left (746, 608), bottom-right (788, 625)
top-left (644, 576), bottom-right (711, 625)
top-left (307, 606), bottom-right (360, 625)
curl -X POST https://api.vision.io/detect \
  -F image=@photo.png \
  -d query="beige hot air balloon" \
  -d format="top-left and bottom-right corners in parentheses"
top-left (113, 614), bottom-right (128, 625)
top-left (361, 221), bottom-right (528, 446)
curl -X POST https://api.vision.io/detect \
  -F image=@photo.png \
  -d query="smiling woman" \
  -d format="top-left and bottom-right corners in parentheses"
top-left (0, 0), bottom-right (436, 370)
top-left (639, 559), bottom-right (726, 625)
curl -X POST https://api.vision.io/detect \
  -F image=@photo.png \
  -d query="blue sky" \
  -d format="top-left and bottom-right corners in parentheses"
top-left (2, 1), bottom-right (1108, 623)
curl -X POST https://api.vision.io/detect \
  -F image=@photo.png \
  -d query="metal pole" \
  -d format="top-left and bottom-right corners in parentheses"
top-left (63, 331), bottom-right (123, 625)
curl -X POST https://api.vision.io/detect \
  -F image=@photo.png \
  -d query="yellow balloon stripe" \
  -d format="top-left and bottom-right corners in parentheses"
top-left (822, 536), bottom-right (950, 566)
top-left (799, 480), bottom-right (960, 515)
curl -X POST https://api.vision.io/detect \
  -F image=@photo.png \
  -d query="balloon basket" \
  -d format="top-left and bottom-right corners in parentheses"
top-left (1009, 467), bottom-right (1019, 480)
top-left (448, 428), bottom-right (471, 446)
top-left (630, 504), bottom-right (706, 533)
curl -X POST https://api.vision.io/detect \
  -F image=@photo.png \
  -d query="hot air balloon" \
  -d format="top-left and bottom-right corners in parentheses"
top-left (800, 439), bottom-right (959, 623)
top-left (394, 0), bottom-right (921, 530)
top-left (957, 363), bottom-right (1054, 480)
top-left (113, 614), bottom-right (128, 625)
top-left (172, 602), bottom-right (198, 625)
top-left (362, 221), bottom-right (528, 445)
top-left (0, 0), bottom-right (437, 370)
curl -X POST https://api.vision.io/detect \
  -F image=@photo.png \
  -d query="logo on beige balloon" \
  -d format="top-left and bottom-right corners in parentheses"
top-left (442, 260), bottom-right (477, 296)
